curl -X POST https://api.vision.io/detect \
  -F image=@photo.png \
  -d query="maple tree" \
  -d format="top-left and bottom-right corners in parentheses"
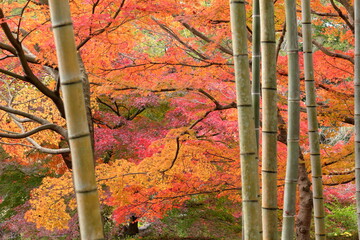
top-left (0, 0), bottom-right (358, 239)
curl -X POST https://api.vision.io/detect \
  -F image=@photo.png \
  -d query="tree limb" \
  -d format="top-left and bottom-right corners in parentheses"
top-left (0, 8), bottom-right (65, 117)
top-left (329, 0), bottom-right (354, 32)
top-left (177, 18), bottom-right (233, 56)
top-left (152, 16), bottom-right (209, 60)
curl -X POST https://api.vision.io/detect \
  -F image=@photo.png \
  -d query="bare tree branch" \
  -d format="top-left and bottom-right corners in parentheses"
top-left (298, 32), bottom-right (354, 64)
top-left (0, 104), bottom-right (67, 138)
top-left (0, 123), bottom-right (64, 139)
top-left (329, 0), bottom-right (354, 32)
top-left (177, 18), bottom-right (233, 56)
top-left (77, 0), bottom-right (126, 50)
top-left (0, 8), bottom-right (65, 117)
top-left (152, 16), bottom-right (209, 60)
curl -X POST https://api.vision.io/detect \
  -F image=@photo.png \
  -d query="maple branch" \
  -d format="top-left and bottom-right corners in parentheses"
top-left (16, 1), bottom-right (31, 41)
top-left (77, 0), bottom-right (126, 50)
top-left (25, 137), bottom-right (70, 154)
top-left (151, 17), bottom-right (209, 60)
top-left (153, 187), bottom-right (241, 200)
top-left (209, 19), bottom-right (230, 24)
top-left (0, 124), bottom-right (64, 139)
top-left (112, 86), bottom-right (237, 133)
top-left (317, 83), bottom-right (354, 97)
top-left (177, 19), bottom-right (233, 56)
top-left (299, 32), bottom-right (355, 64)
top-left (161, 136), bottom-right (181, 173)
top-left (102, 61), bottom-right (231, 72)
top-left (323, 177), bottom-right (355, 186)
top-left (0, 104), bottom-right (67, 138)
top-left (310, 9), bottom-right (342, 18)
top-left (276, 23), bottom-right (286, 61)
top-left (0, 140), bottom-right (33, 149)
top-left (337, 0), bottom-right (354, 24)
top-left (325, 169), bottom-right (355, 175)
top-left (189, 109), bottom-right (212, 130)
top-left (128, 107), bottom-right (145, 120)
top-left (329, 0), bottom-right (354, 32)
top-left (0, 8), bottom-right (65, 117)
top-left (97, 172), bottom-right (148, 182)
top-left (322, 152), bottom-right (353, 168)
top-left (96, 97), bottom-right (145, 122)
top-left (0, 68), bottom-right (27, 81)
top-left (0, 41), bottom-right (56, 72)
top-left (1, 112), bottom-right (70, 154)
top-left (92, 0), bottom-right (101, 14)
top-left (96, 97), bottom-right (121, 116)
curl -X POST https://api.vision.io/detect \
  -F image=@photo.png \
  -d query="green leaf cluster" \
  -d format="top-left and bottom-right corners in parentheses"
top-left (0, 164), bottom-right (43, 221)
top-left (325, 202), bottom-right (358, 239)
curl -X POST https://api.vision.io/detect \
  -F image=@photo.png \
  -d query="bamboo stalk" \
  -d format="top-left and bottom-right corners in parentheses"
top-left (281, 0), bottom-right (301, 239)
top-left (259, 0), bottom-right (278, 238)
top-left (354, 0), bottom-right (360, 237)
top-left (251, 2), bottom-right (262, 237)
top-left (252, 0), bottom-right (261, 146)
top-left (229, 0), bottom-right (261, 239)
top-left (48, 1), bottom-right (104, 239)
top-left (301, 0), bottom-right (326, 239)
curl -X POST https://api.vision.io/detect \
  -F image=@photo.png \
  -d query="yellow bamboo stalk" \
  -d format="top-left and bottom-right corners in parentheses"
top-left (259, 0), bottom-right (278, 238)
top-left (48, 0), bottom-right (104, 239)
top-left (229, 0), bottom-right (261, 239)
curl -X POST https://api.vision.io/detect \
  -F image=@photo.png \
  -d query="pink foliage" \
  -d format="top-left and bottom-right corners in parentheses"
top-left (323, 183), bottom-right (356, 205)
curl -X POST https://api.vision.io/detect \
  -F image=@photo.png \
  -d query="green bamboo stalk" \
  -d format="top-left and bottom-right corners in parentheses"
top-left (229, 1), bottom-right (261, 239)
top-left (48, 1), bottom-right (104, 239)
top-left (354, 0), bottom-right (360, 237)
top-left (252, 0), bottom-right (261, 146)
top-left (281, 0), bottom-right (300, 239)
top-left (301, 0), bottom-right (326, 239)
top-left (259, 0), bottom-right (278, 238)
top-left (251, 2), bottom-right (262, 238)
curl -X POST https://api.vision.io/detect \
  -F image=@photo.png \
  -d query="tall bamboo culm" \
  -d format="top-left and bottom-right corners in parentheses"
top-left (252, 0), bottom-right (261, 146)
top-left (48, 1), bottom-right (104, 239)
top-left (281, 0), bottom-right (301, 239)
top-left (354, 0), bottom-right (360, 237)
top-left (259, 0), bottom-right (278, 238)
top-left (251, 1), bottom-right (262, 237)
top-left (229, 0), bottom-right (261, 239)
top-left (301, 0), bottom-right (326, 239)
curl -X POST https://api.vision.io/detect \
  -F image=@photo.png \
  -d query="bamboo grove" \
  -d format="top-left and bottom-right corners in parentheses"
top-left (0, 0), bottom-right (358, 239)
top-left (231, 0), bottom-right (356, 239)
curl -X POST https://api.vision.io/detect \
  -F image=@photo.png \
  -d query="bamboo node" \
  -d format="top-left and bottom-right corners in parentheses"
top-left (262, 170), bottom-right (277, 173)
top-left (240, 152), bottom-right (256, 156)
top-left (61, 79), bottom-right (83, 86)
top-left (261, 40), bottom-right (276, 43)
top-left (234, 53), bottom-right (248, 57)
top-left (262, 130), bottom-right (277, 134)
top-left (262, 87), bottom-right (277, 91)
top-left (313, 196), bottom-right (324, 199)
top-left (76, 188), bottom-right (98, 194)
top-left (52, 22), bottom-right (73, 29)
top-left (237, 104), bottom-right (252, 107)
top-left (262, 207), bottom-right (278, 210)
top-left (312, 176), bottom-right (322, 179)
top-left (69, 132), bottom-right (91, 140)
top-left (285, 179), bottom-right (298, 183)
